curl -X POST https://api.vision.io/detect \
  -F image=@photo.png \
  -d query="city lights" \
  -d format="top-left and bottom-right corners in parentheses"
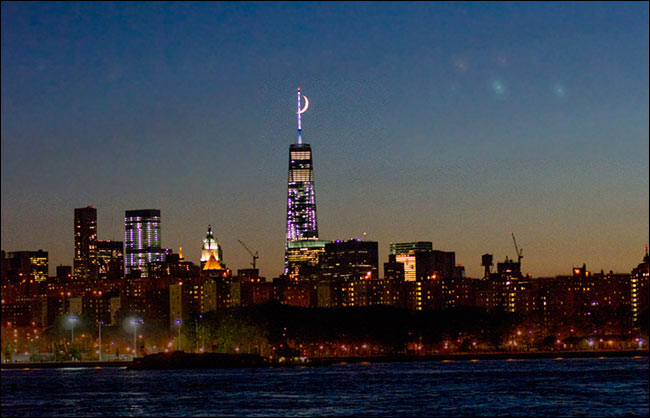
top-left (0, 37), bottom-right (645, 373)
top-left (0, 4), bottom-right (648, 418)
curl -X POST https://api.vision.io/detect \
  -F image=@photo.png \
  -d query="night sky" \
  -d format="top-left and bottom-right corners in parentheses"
top-left (2, 2), bottom-right (648, 279)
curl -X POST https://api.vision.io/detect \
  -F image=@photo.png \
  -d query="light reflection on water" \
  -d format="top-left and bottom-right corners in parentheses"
top-left (1, 357), bottom-right (648, 417)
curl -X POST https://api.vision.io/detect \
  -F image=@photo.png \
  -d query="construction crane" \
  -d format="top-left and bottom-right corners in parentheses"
top-left (237, 239), bottom-right (259, 270)
top-left (511, 232), bottom-right (523, 264)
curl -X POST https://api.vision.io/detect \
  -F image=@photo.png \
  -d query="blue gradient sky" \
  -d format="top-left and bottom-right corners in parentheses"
top-left (2, 2), bottom-right (648, 278)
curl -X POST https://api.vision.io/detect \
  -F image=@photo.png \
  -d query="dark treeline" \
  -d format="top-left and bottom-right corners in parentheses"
top-left (190, 303), bottom-right (520, 355)
top-left (35, 303), bottom-right (646, 361)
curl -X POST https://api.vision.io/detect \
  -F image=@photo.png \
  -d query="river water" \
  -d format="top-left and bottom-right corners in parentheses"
top-left (2, 357), bottom-right (648, 416)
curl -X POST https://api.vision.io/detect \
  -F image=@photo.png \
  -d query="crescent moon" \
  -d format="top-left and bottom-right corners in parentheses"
top-left (299, 95), bottom-right (309, 114)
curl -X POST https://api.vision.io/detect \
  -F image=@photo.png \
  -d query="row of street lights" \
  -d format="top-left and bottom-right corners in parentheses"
top-left (67, 315), bottom-right (144, 360)
top-left (66, 315), bottom-right (201, 359)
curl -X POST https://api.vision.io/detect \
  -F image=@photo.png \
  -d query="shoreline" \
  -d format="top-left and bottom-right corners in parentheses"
top-left (306, 349), bottom-right (649, 366)
top-left (1, 349), bottom-right (647, 370)
top-left (1, 360), bottom-right (132, 369)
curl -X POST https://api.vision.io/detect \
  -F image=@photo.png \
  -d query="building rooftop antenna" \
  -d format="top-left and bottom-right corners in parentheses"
top-left (297, 87), bottom-right (309, 144)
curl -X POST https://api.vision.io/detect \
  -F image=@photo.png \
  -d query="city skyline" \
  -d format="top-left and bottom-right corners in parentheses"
top-left (1, 2), bottom-right (648, 279)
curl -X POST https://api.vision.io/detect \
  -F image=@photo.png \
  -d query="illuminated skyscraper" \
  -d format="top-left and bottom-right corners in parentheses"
top-left (285, 88), bottom-right (325, 275)
top-left (200, 225), bottom-right (223, 269)
top-left (124, 209), bottom-right (165, 277)
top-left (74, 206), bottom-right (98, 281)
top-left (286, 142), bottom-right (318, 242)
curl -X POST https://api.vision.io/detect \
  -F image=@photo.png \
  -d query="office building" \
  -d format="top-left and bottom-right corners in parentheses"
top-left (2, 250), bottom-right (48, 283)
top-left (286, 239), bottom-right (329, 281)
top-left (389, 242), bottom-right (456, 281)
top-left (390, 242), bottom-right (432, 282)
top-left (74, 206), bottom-right (98, 281)
top-left (285, 88), bottom-right (321, 274)
top-left (286, 142), bottom-right (319, 243)
top-left (124, 209), bottom-right (165, 277)
top-left (320, 239), bottom-right (379, 282)
top-left (97, 240), bottom-right (124, 280)
top-left (384, 254), bottom-right (405, 282)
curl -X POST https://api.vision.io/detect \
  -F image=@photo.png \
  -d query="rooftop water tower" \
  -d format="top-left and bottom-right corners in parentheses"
top-left (481, 253), bottom-right (493, 278)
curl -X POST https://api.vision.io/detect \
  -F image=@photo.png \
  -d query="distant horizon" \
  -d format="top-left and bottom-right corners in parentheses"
top-left (2, 2), bottom-right (648, 279)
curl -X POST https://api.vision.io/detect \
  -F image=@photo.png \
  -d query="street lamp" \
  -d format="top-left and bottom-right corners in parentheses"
top-left (98, 321), bottom-right (104, 362)
top-left (176, 319), bottom-right (182, 351)
top-left (69, 316), bottom-right (78, 346)
top-left (130, 319), bottom-right (143, 358)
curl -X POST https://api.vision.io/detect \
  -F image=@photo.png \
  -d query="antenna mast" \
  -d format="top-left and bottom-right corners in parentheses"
top-left (297, 88), bottom-right (303, 144)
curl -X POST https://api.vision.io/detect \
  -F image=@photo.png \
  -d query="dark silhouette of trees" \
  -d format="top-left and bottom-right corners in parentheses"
top-left (187, 303), bottom-right (522, 354)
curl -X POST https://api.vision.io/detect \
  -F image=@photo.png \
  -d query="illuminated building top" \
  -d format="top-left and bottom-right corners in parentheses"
top-left (203, 250), bottom-right (224, 271)
top-left (201, 225), bottom-right (223, 266)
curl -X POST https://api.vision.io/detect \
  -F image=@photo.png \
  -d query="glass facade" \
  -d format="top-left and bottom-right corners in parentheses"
top-left (286, 143), bottom-right (318, 242)
top-left (124, 209), bottom-right (165, 277)
top-left (285, 143), bottom-right (320, 273)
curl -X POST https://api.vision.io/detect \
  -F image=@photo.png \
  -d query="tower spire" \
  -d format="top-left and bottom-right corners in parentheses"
top-left (297, 88), bottom-right (303, 144)
top-left (286, 89), bottom-right (319, 275)
top-left (296, 87), bottom-right (309, 144)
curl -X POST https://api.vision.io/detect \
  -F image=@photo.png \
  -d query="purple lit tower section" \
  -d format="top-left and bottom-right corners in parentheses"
top-left (124, 209), bottom-right (165, 277)
top-left (285, 88), bottom-right (319, 272)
